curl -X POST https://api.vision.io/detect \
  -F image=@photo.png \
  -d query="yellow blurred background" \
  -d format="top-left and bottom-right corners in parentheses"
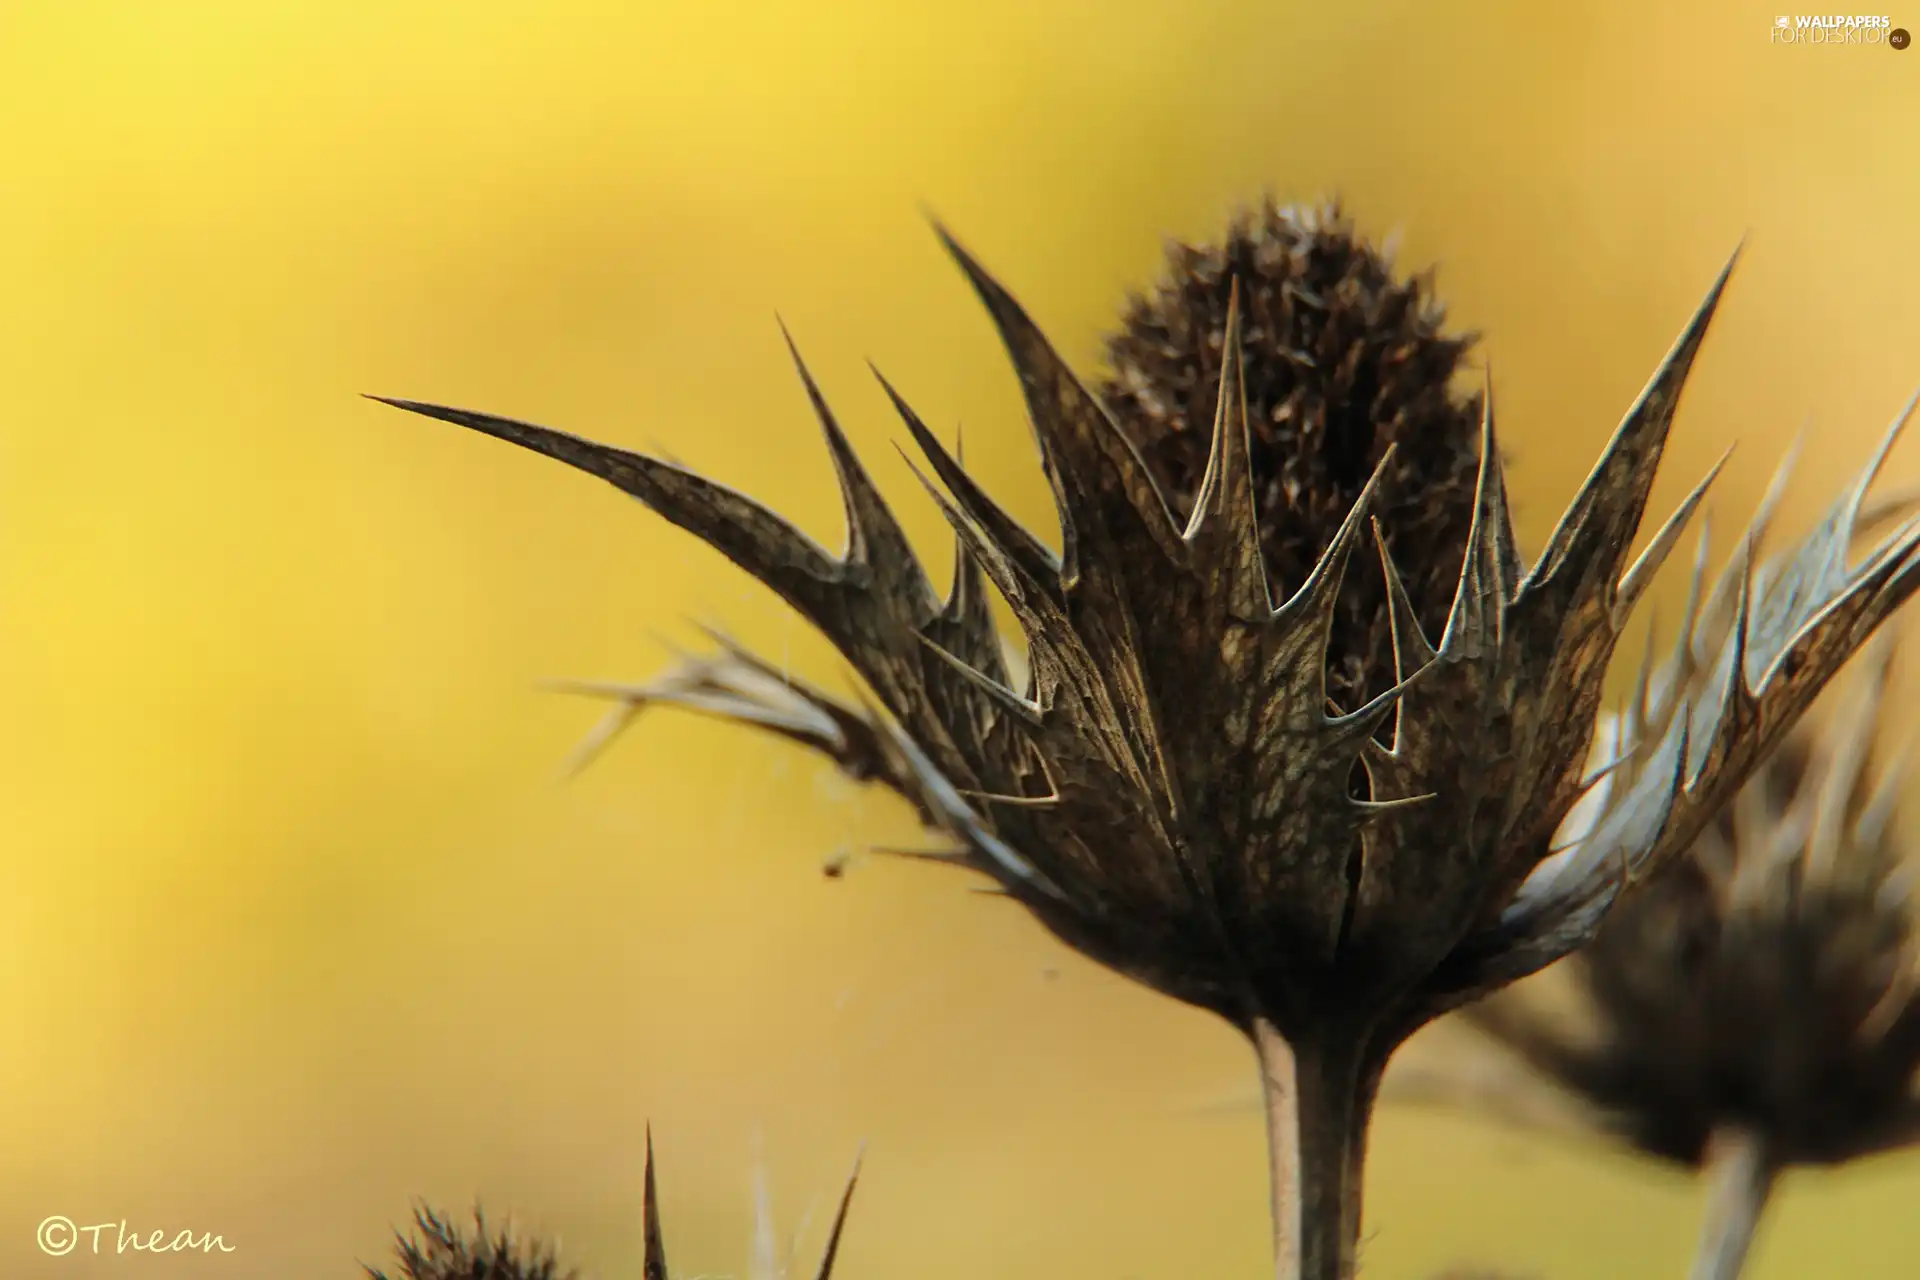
top-left (2, 1), bottom-right (1919, 1277)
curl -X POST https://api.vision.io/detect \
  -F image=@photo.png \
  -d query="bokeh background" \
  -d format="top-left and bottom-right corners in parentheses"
top-left (3, 1), bottom-right (1919, 1277)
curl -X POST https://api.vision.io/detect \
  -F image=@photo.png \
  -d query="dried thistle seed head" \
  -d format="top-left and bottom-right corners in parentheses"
top-left (364, 1206), bottom-right (575, 1280)
top-left (380, 204), bottom-right (1920, 1279)
top-left (1442, 636), bottom-right (1920, 1170)
top-left (379, 213), bottom-right (1920, 1045)
top-left (1099, 199), bottom-right (1485, 709)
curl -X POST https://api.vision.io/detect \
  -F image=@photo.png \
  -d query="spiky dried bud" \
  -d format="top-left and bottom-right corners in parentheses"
top-left (379, 202), bottom-right (1920, 1280)
top-left (364, 1207), bottom-right (576, 1280)
top-left (1402, 636), bottom-right (1920, 1279)
top-left (1100, 200), bottom-right (1484, 711)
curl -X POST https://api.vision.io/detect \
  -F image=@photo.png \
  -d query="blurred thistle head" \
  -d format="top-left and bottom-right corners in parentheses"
top-left (377, 196), bottom-right (1920, 1278)
top-left (370, 1131), bottom-right (862, 1280)
top-left (365, 1206), bottom-right (575, 1280)
top-left (1388, 633), bottom-right (1920, 1280)
top-left (1425, 632), bottom-right (1920, 1173)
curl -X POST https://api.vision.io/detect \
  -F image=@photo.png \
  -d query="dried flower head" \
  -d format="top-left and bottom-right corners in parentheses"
top-left (365, 1206), bottom-right (575, 1280)
top-left (1397, 632), bottom-right (1920, 1279)
top-left (377, 199), bottom-right (1920, 1279)
top-left (1099, 202), bottom-right (1485, 713)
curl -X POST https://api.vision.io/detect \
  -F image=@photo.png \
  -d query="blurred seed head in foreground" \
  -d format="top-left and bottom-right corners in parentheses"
top-left (368, 1131), bottom-right (861, 1280)
top-left (365, 1206), bottom-right (575, 1280)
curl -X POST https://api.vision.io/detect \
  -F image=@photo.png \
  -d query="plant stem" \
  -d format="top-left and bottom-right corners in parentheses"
top-left (1689, 1124), bottom-right (1777, 1280)
top-left (1252, 1017), bottom-right (1373, 1280)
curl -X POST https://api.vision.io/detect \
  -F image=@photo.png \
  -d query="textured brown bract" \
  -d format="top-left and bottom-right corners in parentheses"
top-left (1445, 634), bottom-right (1920, 1169)
top-left (376, 202), bottom-right (1920, 1277)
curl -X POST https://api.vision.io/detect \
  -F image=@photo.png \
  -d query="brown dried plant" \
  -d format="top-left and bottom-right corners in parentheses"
top-left (375, 199), bottom-right (1920, 1279)
top-left (1385, 630), bottom-right (1920, 1280)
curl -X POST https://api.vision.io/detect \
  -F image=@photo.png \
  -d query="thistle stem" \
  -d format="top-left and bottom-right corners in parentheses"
top-left (1252, 1017), bottom-right (1374, 1280)
top-left (1689, 1124), bottom-right (1777, 1280)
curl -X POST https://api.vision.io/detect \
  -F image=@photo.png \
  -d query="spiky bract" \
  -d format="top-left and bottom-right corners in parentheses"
top-left (641, 1130), bottom-right (863, 1280)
